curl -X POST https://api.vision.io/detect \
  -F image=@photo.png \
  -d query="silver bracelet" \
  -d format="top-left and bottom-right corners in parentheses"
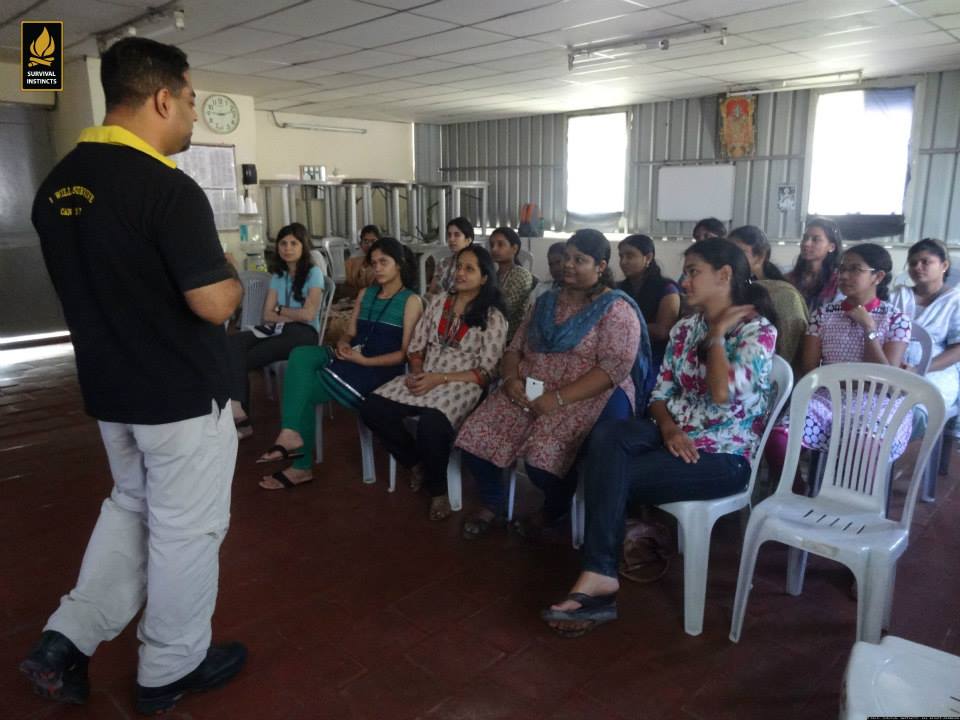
top-left (555, 390), bottom-right (564, 407)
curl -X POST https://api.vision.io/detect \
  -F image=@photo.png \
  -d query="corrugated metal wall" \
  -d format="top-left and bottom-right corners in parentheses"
top-left (414, 123), bottom-right (442, 183)
top-left (417, 69), bottom-right (960, 242)
top-left (908, 70), bottom-right (960, 242)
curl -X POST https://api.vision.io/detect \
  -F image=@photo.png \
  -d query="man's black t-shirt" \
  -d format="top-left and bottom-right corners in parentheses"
top-left (32, 133), bottom-right (234, 424)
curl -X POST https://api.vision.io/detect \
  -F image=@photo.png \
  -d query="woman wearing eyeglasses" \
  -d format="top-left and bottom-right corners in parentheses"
top-left (793, 243), bottom-right (912, 459)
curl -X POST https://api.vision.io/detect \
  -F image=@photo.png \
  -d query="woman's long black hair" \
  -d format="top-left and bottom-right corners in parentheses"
top-left (568, 229), bottom-right (615, 291)
top-left (618, 233), bottom-right (669, 321)
top-left (366, 236), bottom-right (417, 289)
top-left (271, 222), bottom-right (314, 304)
top-left (790, 217), bottom-right (843, 296)
top-left (455, 245), bottom-right (506, 330)
top-left (843, 243), bottom-right (894, 301)
top-left (492, 226), bottom-right (523, 265)
top-left (683, 239), bottom-right (778, 327)
top-left (728, 225), bottom-right (785, 281)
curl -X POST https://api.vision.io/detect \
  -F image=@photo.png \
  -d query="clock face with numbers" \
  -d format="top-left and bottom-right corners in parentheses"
top-left (202, 94), bottom-right (239, 134)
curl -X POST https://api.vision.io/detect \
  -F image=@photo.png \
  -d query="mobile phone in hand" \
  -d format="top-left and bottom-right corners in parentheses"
top-left (525, 377), bottom-right (545, 401)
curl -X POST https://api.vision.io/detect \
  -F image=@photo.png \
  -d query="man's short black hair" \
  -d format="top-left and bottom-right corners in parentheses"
top-left (101, 37), bottom-right (190, 111)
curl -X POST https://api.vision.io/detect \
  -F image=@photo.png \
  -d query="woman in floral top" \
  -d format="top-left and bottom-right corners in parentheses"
top-left (359, 245), bottom-right (508, 521)
top-left (456, 230), bottom-right (650, 540)
top-left (488, 226), bottom-right (535, 342)
top-left (543, 239), bottom-right (778, 637)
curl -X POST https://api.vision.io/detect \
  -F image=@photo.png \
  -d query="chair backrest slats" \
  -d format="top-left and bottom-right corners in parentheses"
top-left (238, 270), bottom-right (272, 329)
top-left (778, 363), bottom-right (946, 526)
top-left (747, 354), bottom-right (794, 496)
top-left (321, 237), bottom-right (350, 284)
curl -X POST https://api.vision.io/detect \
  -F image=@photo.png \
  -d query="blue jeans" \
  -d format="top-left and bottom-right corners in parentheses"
top-left (466, 387), bottom-right (632, 521)
top-left (582, 418), bottom-right (750, 578)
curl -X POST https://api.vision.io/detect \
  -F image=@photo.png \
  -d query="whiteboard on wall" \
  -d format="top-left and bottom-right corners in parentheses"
top-left (170, 144), bottom-right (239, 230)
top-left (656, 165), bottom-right (736, 222)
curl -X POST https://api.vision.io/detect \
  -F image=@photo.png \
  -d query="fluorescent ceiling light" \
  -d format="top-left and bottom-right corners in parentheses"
top-left (567, 24), bottom-right (725, 70)
top-left (271, 112), bottom-right (367, 134)
top-left (727, 70), bottom-right (863, 96)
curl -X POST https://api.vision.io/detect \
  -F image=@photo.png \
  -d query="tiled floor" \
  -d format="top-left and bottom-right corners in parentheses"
top-left (1, 342), bottom-right (958, 719)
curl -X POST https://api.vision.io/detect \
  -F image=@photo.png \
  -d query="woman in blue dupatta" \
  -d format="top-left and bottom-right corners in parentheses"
top-left (455, 230), bottom-right (652, 539)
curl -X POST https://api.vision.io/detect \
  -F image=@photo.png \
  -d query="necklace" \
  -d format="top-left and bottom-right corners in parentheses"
top-left (437, 295), bottom-right (469, 349)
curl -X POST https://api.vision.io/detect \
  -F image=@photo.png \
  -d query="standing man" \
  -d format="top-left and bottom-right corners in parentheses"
top-left (20, 37), bottom-right (245, 715)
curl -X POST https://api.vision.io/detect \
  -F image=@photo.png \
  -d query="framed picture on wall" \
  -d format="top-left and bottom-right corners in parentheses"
top-left (719, 95), bottom-right (756, 159)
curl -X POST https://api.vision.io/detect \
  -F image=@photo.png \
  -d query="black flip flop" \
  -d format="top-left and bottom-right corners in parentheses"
top-left (540, 592), bottom-right (618, 637)
top-left (259, 470), bottom-right (312, 491)
top-left (256, 444), bottom-right (305, 463)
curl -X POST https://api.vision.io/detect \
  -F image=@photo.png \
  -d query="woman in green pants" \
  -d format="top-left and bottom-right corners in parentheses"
top-left (258, 237), bottom-right (423, 489)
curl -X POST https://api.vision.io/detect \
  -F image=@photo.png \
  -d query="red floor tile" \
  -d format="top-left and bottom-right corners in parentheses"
top-left (3, 342), bottom-right (960, 719)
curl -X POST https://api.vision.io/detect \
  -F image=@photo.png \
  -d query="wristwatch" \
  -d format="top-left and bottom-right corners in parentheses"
top-left (275, 304), bottom-right (283, 315)
top-left (866, 330), bottom-right (879, 341)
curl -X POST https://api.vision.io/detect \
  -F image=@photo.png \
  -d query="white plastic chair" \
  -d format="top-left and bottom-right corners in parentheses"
top-left (729, 363), bottom-right (946, 644)
top-left (321, 237), bottom-right (350, 284)
top-left (419, 246), bottom-right (452, 296)
top-left (516, 248), bottom-right (534, 271)
top-left (908, 323), bottom-right (952, 503)
top-left (238, 271), bottom-right (271, 330)
top-left (656, 355), bottom-right (793, 636)
top-left (263, 274), bottom-right (335, 401)
top-left (841, 635), bottom-right (960, 719)
top-left (369, 428), bottom-right (464, 510)
top-left (309, 248), bottom-right (329, 277)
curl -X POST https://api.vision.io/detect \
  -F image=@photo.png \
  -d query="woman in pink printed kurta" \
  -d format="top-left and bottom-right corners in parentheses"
top-left (455, 230), bottom-right (646, 537)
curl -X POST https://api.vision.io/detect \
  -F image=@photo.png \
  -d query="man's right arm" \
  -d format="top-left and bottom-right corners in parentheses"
top-left (185, 271), bottom-right (243, 325)
top-left (158, 180), bottom-right (244, 325)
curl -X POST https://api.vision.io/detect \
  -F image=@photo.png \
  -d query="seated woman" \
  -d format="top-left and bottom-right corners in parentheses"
top-left (427, 216), bottom-right (474, 296)
top-left (793, 243), bottom-right (912, 461)
top-left (526, 241), bottom-right (567, 308)
top-left (257, 237), bottom-right (422, 489)
top-left (617, 233), bottom-right (680, 378)
top-left (891, 238), bottom-right (960, 410)
top-left (456, 230), bottom-right (650, 539)
top-left (728, 225), bottom-right (809, 368)
top-left (488, 226), bottom-right (535, 341)
top-left (359, 245), bottom-right (508, 520)
top-left (229, 222), bottom-right (325, 438)
top-left (542, 239), bottom-right (778, 636)
top-left (343, 224), bottom-right (380, 296)
top-left (785, 217), bottom-right (843, 313)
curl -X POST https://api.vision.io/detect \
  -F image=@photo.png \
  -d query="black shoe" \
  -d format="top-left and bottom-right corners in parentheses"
top-left (19, 630), bottom-right (90, 705)
top-left (135, 642), bottom-right (247, 715)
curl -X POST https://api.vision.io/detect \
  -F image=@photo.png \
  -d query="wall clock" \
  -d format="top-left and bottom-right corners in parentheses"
top-left (202, 94), bottom-right (239, 134)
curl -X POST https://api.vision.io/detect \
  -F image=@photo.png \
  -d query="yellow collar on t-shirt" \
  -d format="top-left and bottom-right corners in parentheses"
top-left (77, 125), bottom-right (177, 169)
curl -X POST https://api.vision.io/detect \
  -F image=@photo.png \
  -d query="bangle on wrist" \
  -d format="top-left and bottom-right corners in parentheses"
top-left (707, 335), bottom-right (725, 348)
top-left (555, 390), bottom-right (565, 407)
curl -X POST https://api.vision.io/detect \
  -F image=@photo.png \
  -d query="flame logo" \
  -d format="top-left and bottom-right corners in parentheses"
top-left (28, 27), bottom-right (56, 67)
